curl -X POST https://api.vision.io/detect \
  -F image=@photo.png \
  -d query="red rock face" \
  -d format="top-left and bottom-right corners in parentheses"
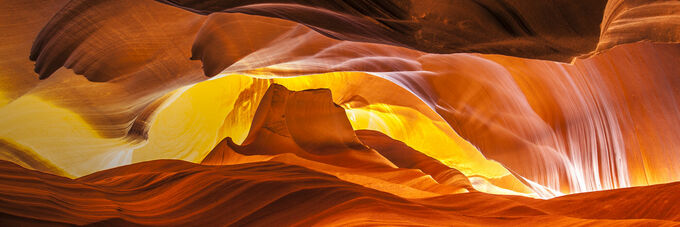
top-left (201, 85), bottom-right (474, 196)
top-left (1, 0), bottom-right (680, 225)
top-left (3, 159), bottom-right (680, 226)
top-left (1, 86), bottom-right (680, 226)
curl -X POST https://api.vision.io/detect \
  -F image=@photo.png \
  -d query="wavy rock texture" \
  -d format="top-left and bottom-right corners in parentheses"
top-left (158, 0), bottom-right (608, 62)
top-left (184, 18), bottom-right (680, 193)
top-left (158, 0), bottom-right (680, 60)
top-left (0, 0), bottom-right (67, 105)
top-left (27, 0), bottom-right (208, 138)
top-left (198, 84), bottom-right (481, 197)
top-left (1, 159), bottom-right (679, 226)
top-left (2, 0), bottom-right (680, 225)
top-left (131, 74), bottom-right (525, 195)
top-left (3, 0), bottom-right (680, 192)
top-left (17, 0), bottom-right (677, 141)
top-left (151, 36), bottom-right (680, 194)
top-left (597, 0), bottom-right (680, 53)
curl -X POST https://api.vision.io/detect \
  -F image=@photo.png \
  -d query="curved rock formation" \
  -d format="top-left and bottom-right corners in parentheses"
top-left (1, 1), bottom-right (680, 223)
top-left (6, 40), bottom-right (680, 194)
top-left (16, 0), bottom-right (678, 142)
top-left (1, 159), bottom-right (679, 226)
top-left (0, 0), bottom-right (67, 105)
top-left (140, 41), bottom-right (680, 194)
top-left (129, 74), bottom-right (519, 193)
top-left (158, 0), bottom-right (608, 62)
top-left (596, 0), bottom-right (680, 53)
top-left (200, 84), bottom-right (478, 197)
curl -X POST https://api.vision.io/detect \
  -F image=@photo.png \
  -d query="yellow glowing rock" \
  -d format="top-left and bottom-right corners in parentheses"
top-left (130, 73), bottom-right (532, 195)
top-left (0, 95), bottom-right (135, 177)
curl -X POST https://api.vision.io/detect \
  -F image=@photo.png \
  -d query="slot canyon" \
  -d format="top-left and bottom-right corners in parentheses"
top-left (1, 0), bottom-right (680, 226)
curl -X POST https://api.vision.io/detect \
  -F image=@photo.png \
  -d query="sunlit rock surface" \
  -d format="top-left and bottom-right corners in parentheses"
top-left (200, 84), bottom-right (480, 197)
top-left (1, 0), bottom-right (680, 225)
